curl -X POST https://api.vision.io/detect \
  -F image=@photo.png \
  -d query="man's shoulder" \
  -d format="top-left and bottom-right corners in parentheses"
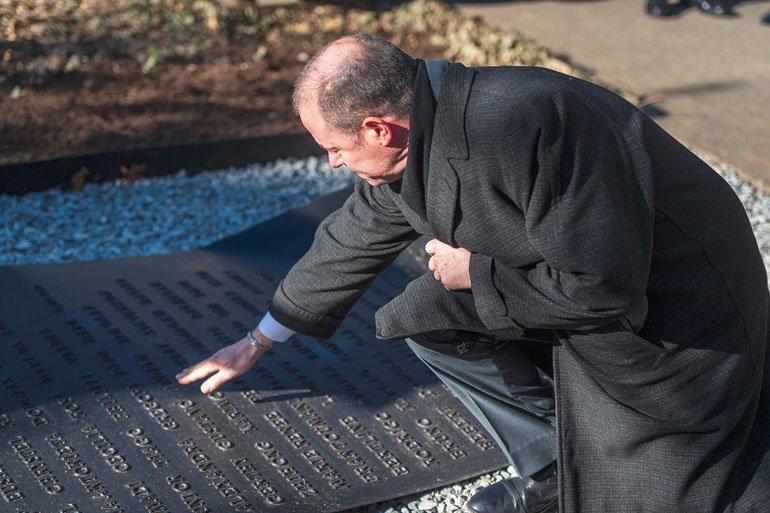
top-left (469, 65), bottom-right (585, 97)
top-left (460, 65), bottom-right (636, 127)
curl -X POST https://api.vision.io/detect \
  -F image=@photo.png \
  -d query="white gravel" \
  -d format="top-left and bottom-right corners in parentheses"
top-left (1, 154), bottom-right (768, 513)
top-left (0, 156), bottom-right (355, 265)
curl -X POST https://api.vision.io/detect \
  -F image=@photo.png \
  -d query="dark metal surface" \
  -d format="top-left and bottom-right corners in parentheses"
top-left (0, 132), bottom-right (319, 195)
top-left (0, 189), bottom-right (507, 513)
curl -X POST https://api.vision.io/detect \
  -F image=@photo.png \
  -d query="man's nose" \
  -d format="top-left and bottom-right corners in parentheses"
top-left (328, 152), bottom-right (343, 168)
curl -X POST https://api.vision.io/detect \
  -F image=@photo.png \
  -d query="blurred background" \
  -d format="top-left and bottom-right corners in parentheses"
top-left (2, 0), bottom-right (766, 184)
top-left (2, 0), bottom-right (767, 184)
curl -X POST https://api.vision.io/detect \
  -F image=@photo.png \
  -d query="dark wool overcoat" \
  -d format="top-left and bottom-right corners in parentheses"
top-left (270, 62), bottom-right (770, 512)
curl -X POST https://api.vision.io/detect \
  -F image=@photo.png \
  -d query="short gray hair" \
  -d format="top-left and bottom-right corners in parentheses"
top-left (293, 33), bottom-right (417, 133)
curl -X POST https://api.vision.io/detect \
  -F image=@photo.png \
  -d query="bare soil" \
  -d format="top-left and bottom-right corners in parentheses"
top-left (0, 0), bottom-right (602, 166)
top-left (0, 4), bottom-right (446, 165)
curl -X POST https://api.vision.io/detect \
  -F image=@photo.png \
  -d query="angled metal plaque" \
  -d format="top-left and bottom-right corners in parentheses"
top-left (0, 188), bottom-right (507, 513)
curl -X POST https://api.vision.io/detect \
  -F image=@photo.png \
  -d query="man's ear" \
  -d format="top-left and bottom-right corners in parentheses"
top-left (361, 117), bottom-right (393, 146)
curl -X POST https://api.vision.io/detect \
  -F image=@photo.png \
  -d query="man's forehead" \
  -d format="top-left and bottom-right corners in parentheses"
top-left (300, 108), bottom-right (353, 149)
top-left (298, 104), bottom-right (326, 137)
top-left (314, 129), bottom-right (356, 151)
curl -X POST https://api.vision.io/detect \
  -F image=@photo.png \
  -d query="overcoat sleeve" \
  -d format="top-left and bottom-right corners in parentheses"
top-left (269, 179), bottom-right (420, 338)
top-left (470, 95), bottom-right (655, 333)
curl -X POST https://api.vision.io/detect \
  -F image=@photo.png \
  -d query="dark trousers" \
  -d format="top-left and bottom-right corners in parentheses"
top-left (407, 330), bottom-right (557, 478)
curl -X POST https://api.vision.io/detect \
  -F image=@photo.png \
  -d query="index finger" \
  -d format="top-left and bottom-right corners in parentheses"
top-left (176, 359), bottom-right (220, 385)
top-left (425, 239), bottom-right (438, 255)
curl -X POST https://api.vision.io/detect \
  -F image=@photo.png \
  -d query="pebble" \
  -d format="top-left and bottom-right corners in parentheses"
top-left (1, 154), bottom-right (768, 513)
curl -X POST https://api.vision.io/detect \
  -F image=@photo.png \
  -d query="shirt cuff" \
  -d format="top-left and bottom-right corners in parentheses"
top-left (257, 312), bottom-right (295, 342)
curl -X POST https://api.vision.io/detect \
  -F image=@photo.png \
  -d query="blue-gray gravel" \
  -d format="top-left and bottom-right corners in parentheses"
top-left (1, 154), bottom-right (768, 513)
top-left (1, 157), bottom-right (356, 265)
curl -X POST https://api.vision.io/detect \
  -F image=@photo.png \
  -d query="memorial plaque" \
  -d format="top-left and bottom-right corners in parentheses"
top-left (0, 188), bottom-right (507, 512)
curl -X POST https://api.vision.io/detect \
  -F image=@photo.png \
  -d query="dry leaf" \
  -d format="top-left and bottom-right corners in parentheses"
top-left (70, 167), bottom-right (89, 191)
top-left (120, 163), bottom-right (147, 183)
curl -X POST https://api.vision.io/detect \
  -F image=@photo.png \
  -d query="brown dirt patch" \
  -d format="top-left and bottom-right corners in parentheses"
top-left (2, 50), bottom-right (322, 164)
top-left (0, 0), bottom-right (612, 166)
top-left (0, 5), bottom-right (441, 164)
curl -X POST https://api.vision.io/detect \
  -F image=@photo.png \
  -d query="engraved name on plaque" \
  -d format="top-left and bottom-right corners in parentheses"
top-left (0, 190), bottom-right (507, 512)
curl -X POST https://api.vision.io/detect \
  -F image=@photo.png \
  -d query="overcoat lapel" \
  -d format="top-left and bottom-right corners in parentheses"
top-left (427, 63), bottom-right (475, 246)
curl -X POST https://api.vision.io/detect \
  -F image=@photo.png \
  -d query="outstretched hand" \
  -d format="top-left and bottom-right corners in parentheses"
top-left (425, 238), bottom-right (472, 290)
top-left (176, 330), bottom-right (272, 394)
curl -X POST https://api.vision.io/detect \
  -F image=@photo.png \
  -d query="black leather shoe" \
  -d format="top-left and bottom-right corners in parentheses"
top-left (685, 0), bottom-right (736, 16)
top-left (646, 0), bottom-right (676, 16)
top-left (465, 474), bottom-right (558, 513)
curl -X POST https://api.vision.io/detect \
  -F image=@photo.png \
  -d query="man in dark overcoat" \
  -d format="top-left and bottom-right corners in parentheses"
top-left (177, 33), bottom-right (770, 512)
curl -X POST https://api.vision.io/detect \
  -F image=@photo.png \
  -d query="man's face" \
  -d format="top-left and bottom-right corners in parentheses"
top-left (299, 104), bottom-right (407, 187)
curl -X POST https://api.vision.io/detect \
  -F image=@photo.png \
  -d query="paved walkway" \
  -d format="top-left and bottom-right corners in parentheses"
top-left (452, 0), bottom-right (770, 186)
